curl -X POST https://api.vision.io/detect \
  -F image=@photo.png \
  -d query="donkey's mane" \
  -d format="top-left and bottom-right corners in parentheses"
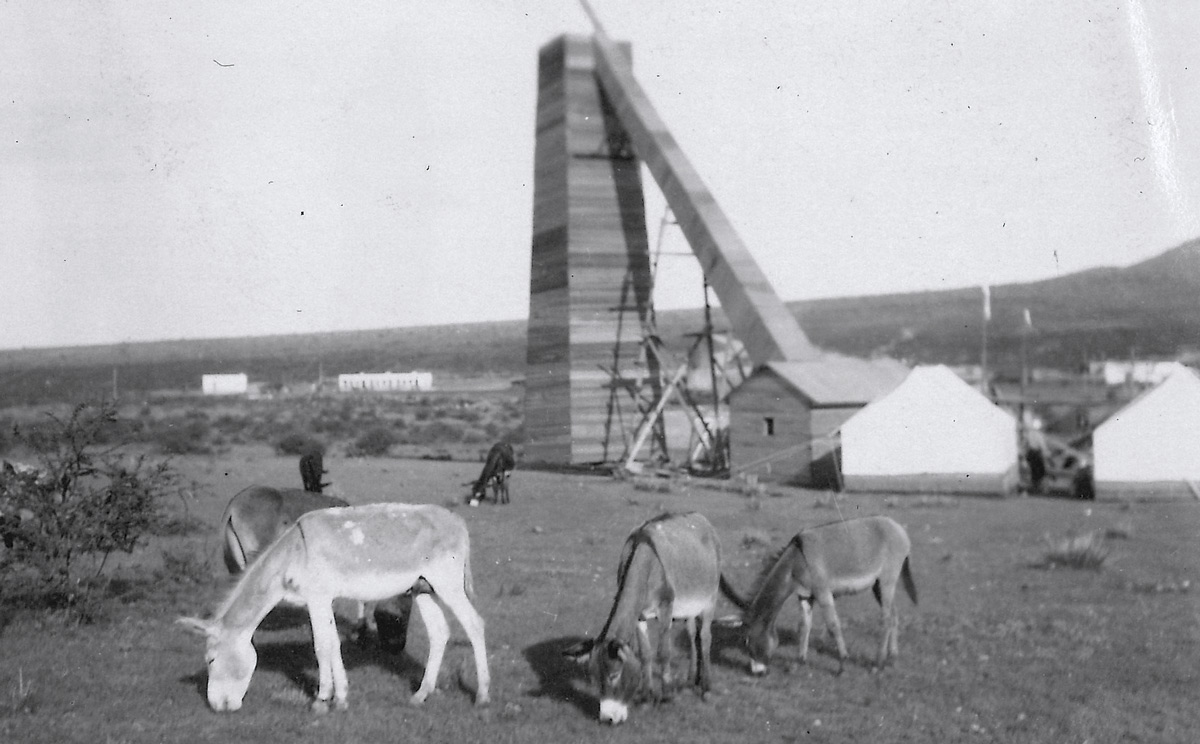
top-left (746, 534), bottom-right (802, 604)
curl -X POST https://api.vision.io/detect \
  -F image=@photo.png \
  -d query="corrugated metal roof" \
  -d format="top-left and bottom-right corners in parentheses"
top-left (757, 355), bottom-right (910, 407)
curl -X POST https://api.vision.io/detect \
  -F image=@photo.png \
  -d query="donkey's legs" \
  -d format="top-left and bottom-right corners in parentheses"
top-left (635, 619), bottom-right (659, 699)
top-left (653, 604), bottom-right (676, 697)
top-left (878, 575), bottom-right (901, 665)
top-left (815, 590), bottom-right (848, 674)
top-left (309, 601), bottom-right (350, 712)
top-left (349, 600), bottom-right (378, 644)
top-left (796, 598), bottom-right (814, 664)
top-left (694, 611), bottom-right (713, 699)
top-left (410, 593), bottom-right (449, 705)
top-left (434, 579), bottom-right (491, 706)
top-left (683, 617), bottom-right (698, 689)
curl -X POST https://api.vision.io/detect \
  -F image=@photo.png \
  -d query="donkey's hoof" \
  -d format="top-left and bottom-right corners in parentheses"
top-left (411, 687), bottom-right (440, 706)
top-left (311, 699), bottom-right (330, 715)
top-left (474, 695), bottom-right (490, 708)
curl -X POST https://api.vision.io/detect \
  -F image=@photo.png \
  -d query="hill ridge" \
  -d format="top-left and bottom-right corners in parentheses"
top-left (1, 239), bottom-right (1196, 406)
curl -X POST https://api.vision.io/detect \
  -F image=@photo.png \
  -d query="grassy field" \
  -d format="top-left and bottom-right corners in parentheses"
top-left (1, 447), bottom-right (1196, 743)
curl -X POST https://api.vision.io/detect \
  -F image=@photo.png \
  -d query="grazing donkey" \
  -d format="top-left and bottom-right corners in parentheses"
top-left (721, 515), bottom-right (917, 676)
top-left (469, 442), bottom-right (515, 506)
top-left (563, 513), bottom-right (722, 724)
top-left (220, 485), bottom-right (411, 649)
top-left (179, 503), bottom-right (489, 713)
top-left (299, 451), bottom-right (329, 493)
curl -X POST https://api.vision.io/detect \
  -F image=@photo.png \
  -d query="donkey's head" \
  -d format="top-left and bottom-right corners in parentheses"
top-left (562, 636), bottom-right (645, 724)
top-left (178, 617), bottom-right (257, 712)
top-left (744, 616), bottom-right (779, 675)
top-left (716, 613), bottom-right (777, 676)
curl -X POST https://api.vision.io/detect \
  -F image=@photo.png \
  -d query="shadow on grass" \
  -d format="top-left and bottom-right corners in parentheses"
top-left (711, 620), bottom-right (888, 676)
top-left (521, 635), bottom-right (595, 718)
top-left (522, 624), bottom-right (758, 719)
top-left (176, 603), bottom-right (424, 707)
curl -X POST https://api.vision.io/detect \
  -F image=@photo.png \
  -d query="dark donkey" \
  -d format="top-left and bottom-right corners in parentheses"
top-left (721, 515), bottom-right (917, 675)
top-left (564, 513), bottom-right (722, 724)
top-left (299, 450), bottom-right (330, 493)
top-left (469, 442), bottom-right (514, 505)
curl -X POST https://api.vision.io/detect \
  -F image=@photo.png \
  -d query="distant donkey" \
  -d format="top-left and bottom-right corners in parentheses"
top-left (299, 450), bottom-right (330, 493)
top-left (469, 442), bottom-right (515, 506)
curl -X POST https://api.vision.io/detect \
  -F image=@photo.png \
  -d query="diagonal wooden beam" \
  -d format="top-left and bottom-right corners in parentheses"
top-left (579, 3), bottom-right (820, 364)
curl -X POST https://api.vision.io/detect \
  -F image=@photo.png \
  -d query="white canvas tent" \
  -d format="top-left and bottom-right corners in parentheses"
top-left (1093, 366), bottom-right (1200, 500)
top-left (840, 365), bottom-right (1018, 495)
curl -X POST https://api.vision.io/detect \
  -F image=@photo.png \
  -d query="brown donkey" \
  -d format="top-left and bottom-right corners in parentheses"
top-left (722, 515), bottom-right (917, 675)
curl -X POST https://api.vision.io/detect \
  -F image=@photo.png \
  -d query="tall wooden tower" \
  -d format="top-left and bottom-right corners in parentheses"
top-left (525, 35), bottom-right (654, 465)
top-left (526, 11), bottom-right (829, 467)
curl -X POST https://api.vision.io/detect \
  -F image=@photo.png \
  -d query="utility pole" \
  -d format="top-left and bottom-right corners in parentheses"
top-left (980, 284), bottom-right (991, 397)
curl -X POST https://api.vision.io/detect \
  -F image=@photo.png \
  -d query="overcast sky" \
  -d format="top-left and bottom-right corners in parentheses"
top-left (3, 1), bottom-right (1198, 350)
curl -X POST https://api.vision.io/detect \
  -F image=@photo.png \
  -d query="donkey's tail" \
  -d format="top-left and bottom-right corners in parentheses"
top-left (462, 543), bottom-right (477, 603)
top-left (221, 511), bottom-right (248, 575)
top-left (719, 573), bottom-right (748, 612)
top-left (901, 556), bottom-right (918, 606)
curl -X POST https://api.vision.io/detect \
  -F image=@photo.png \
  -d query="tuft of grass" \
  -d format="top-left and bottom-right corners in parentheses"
top-left (632, 479), bottom-right (673, 494)
top-left (1041, 530), bottom-right (1110, 570)
top-left (1105, 519), bottom-right (1134, 540)
top-left (495, 583), bottom-right (527, 598)
top-left (813, 491), bottom-right (842, 509)
top-left (5, 668), bottom-right (36, 716)
top-left (740, 529), bottom-right (773, 550)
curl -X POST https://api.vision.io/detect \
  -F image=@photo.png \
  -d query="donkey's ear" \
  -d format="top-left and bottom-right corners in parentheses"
top-left (176, 616), bottom-right (213, 637)
top-left (561, 638), bottom-right (595, 663)
top-left (714, 614), bottom-right (744, 629)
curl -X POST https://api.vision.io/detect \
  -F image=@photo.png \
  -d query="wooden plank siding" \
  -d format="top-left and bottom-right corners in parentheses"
top-left (525, 35), bottom-right (653, 465)
top-left (727, 371), bottom-right (868, 487)
top-left (727, 372), bottom-right (814, 484)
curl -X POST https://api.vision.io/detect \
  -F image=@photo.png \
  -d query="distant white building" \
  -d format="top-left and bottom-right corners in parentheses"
top-left (338, 371), bottom-right (433, 393)
top-left (1090, 360), bottom-right (1189, 387)
top-left (201, 373), bottom-right (249, 396)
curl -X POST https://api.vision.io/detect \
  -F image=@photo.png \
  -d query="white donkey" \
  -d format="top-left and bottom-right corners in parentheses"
top-left (179, 503), bottom-right (489, 713)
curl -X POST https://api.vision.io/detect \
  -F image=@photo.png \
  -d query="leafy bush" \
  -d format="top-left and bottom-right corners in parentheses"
top-left (275, 432), bottom-right (325, 457)
top-left (1041, 530), bottom-right (1109, 570)
top-left (407, 420), bottom-right (464, 445)
top-left (1, 402), bottom-right (183, 619)
top-left (152, 419), bottom-right (213, 455)
top-left (349, 427), bottom-right (397, 457)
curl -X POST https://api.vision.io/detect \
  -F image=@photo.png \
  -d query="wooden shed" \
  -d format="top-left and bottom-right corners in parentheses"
top-left (728, 356), bottom-right (908, 486)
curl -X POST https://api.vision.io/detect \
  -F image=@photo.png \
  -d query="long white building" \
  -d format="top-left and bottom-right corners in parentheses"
top-left (201, 373), bottom-right (249, 395)
top-left (337, 371), bottom-right (433, 392)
